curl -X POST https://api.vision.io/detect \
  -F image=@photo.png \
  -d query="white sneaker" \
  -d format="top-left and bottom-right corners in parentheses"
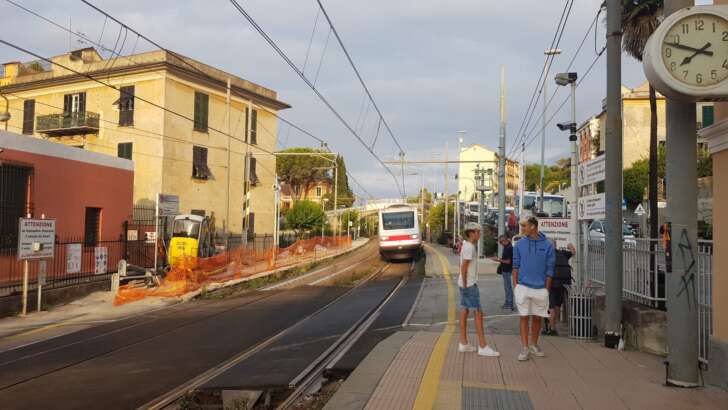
top-left (529, 345), bottom-right (545, 357)
top-left (517, 347), bottom-right (530, 361)
top-left (478, 345), bottom-right (500, 357)
top-left (458, 343), bottom-right (477, 353)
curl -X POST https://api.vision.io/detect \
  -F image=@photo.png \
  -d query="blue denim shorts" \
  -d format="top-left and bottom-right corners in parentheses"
top-left (459, 284), bottom-right (481, 310)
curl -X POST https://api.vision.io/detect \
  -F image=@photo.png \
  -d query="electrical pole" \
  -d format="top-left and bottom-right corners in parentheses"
top-left (519, 141), bottom-right (525, 218)
top-left (225, 78), bottom-right (231, 248)
top-left (444, 142), bottom-right (449, 237)
top-left (604, 0), bottom-right (623, 346)
top-left (541, 48), bottom-right (561, 213)
top-left (498, 66), bottom-right (507, 255)
top-left (569, 77), bottom-right (580, 287)
top-left (664, 0), bottom-right (699, 387)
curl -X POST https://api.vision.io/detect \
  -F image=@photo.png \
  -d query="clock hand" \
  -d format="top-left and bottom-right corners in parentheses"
top-left (680, 42), bottom-right (713, 66)
top-left (664, 42), bottom-right (714, 55)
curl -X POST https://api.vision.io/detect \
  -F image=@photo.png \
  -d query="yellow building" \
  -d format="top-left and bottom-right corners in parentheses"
top-left (579, 81), bottom-right (713, 168)
top-left (279, 179), bottom-right (333, 211)
top-left (457, 144), bottom-right (519, 206)
top-left (0, 47), bottom-right (290, 236)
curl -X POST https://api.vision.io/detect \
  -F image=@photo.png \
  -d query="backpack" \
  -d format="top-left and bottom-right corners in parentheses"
top-left (554, 249), bottom-right (572, 283)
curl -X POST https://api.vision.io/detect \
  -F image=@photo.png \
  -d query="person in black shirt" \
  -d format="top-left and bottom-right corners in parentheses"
top-left (543, 242), bottom-right (575, 336)
top-left (490, 235), bottom-right (514, 311)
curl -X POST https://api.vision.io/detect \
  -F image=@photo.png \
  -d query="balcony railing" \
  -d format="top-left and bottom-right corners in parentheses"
top-left (36, 111), bottom-right (100, 136)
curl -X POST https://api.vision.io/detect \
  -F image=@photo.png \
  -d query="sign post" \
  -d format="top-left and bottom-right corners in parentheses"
top-left (154, 194), bottom-right (180, 273)
top-left (17, 217), bottom-right (56, 316)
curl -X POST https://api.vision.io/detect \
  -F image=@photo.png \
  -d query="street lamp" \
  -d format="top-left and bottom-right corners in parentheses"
top-left (554, 71), bottom-right (580, 287)
top-left (541, 48), bottom-right (562, 213)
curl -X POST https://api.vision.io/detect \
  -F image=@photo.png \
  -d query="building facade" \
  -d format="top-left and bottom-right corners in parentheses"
top-left (457, 144), bottom-right (519, 206)
top-left (279, 179), bottom-right (334, 211)
top-left (0, 48), bottom-right (290, 236)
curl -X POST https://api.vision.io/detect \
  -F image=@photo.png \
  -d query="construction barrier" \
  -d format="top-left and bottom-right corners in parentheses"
top-left (114, 236), bottom-right (352, 305)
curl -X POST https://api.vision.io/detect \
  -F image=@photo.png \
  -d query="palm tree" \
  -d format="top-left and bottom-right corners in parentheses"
top-left (621, 0), bottom-right (662, 241)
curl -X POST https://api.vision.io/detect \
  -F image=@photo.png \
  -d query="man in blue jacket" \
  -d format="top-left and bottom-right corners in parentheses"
top-left (512, 216), bottom-right (555, 361)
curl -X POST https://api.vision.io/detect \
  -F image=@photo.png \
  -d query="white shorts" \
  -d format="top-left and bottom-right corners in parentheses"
top-left (514, 284), bottom-right (549, 317)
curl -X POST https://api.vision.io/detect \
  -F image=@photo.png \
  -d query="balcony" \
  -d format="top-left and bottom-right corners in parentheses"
top-left (36, 112), bottom-right (100, 136)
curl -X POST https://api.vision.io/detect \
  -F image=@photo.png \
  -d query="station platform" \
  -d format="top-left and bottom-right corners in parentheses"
top-left (326, 244), bottom-right (728, 410)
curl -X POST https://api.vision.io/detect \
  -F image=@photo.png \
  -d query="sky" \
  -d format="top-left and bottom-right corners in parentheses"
top-left (0, 0), bottom-right (713, 199)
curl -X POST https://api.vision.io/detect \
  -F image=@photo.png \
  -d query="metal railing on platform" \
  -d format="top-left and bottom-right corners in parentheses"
top-left (584, 238), bottom-right (713, 364)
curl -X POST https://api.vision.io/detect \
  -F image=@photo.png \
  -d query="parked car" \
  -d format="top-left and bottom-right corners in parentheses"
top-left (588, 220), bottom-right (637, 247)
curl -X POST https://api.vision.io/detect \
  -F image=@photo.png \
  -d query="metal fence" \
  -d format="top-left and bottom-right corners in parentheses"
top-left (585, 238), bottom-right (713, 364)
top-left (0, 237), bottom-right (127, 297)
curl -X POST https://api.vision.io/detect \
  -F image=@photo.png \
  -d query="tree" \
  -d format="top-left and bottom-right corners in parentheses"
top-left (321, 155), bottom-right (355, 209)
top-left (339, 209), bottom-right (359, 234)
top-left (622, 0), bottom-right (662, 239)
top-left (428, 202), bottom-right (455, 236)
top-left (285, 200), bottom-right (326, 234)
top-left (524, 161), bottom-right (570, 193)
top-left (276, 148), bottom-right (333, 200)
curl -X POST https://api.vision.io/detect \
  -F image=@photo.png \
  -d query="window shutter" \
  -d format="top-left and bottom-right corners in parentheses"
top-left (22, 100), bottom-right (35, 135)
top-left (251, 109), bottom-right (257, 145)
top-left (702, 105), bottom-right (714, 128)
top-left (245, 108), bottom-right (249, 143)
top-left (63, 94), bottom-right (72, 115)
top-left (250, 157), bottom-right (258, 185)
top-left (194, 92), bottom-right (209, 132)
top-left (117, 143), bottom-right (132, 160)
top-left (78, 92), bottom-right (86, 113)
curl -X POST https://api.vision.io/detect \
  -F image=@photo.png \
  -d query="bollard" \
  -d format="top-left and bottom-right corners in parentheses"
top-left (111, 273), bottom-right (120, 294)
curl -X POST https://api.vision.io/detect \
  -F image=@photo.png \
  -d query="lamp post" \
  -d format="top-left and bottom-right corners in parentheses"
top-left (541, 48), bottom-right (562, 213)
top-left (456, 131), bottom-right (466, 241)
top-left (555, 71), bottom-right (580, 286)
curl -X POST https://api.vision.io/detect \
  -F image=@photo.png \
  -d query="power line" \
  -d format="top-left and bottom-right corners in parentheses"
top-left (508, 6), bottom-right (601, 158)
top-left (314, 0), bottom-right (405, 155)
top-left (519, 49), bottom-right (605, 154)
top-left (0, 38), bottom-right (280, 159)
top-left (510, 0), bottom-right (573, 152)
top-left (226, 0), bottom-right (403, 196)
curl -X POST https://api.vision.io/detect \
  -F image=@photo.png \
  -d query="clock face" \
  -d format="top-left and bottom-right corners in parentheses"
top-left (661, 13), bottom-right (728, 87)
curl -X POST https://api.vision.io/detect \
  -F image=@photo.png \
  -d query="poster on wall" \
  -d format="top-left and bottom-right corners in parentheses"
top-left (94, 247), bottom-right (108, 275)
top-left (66, 243), bottom-right (82, 274)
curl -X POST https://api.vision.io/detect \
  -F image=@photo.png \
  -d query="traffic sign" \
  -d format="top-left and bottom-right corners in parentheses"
top-left (578, 154), bottom-right (605, 187)
top-left (578, 193), bottom-right (605, 220)
top-left (634, 203), bottom-right (646, 216)
top-left (17, 218), bottom-right (56, 260)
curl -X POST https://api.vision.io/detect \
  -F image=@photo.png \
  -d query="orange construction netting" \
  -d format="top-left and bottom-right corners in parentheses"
top-left (114, 236), bottom-right (352, 305)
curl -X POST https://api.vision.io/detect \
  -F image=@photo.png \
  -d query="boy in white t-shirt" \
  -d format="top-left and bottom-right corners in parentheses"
top-left (458, 222), bottom-right (500, 357)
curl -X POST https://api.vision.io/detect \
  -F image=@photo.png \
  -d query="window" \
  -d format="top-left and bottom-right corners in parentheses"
top-left (191, 209), bottom-right (206, 217)
top-left (316, 186), bottom-right (322, 197)
top-left (0, 165), bottom-right (31, 250)
top-left (192, 146), bottom-right (212, 179)
top-left (193, 91), bottom-right (209, 132)
top-left (118, 86), bottom-right (135, 126)
top-left (117, 142), bottom-right (133, 160)
top-left (84, 207), bottom-right (101, 246)
top-left (245, 108), bottom-right (258, 144)
top-left (22, 99), bottom-right (35, 134)
top-left (63, 92), bottom-right (86, 114)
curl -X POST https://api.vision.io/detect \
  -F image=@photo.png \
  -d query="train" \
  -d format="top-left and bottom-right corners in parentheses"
top-left (378, 204), bottom-right (422, 261)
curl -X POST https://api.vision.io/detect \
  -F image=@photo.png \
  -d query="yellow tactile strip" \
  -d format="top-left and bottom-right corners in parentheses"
top-left (365, 331), bottom-right (439, 410)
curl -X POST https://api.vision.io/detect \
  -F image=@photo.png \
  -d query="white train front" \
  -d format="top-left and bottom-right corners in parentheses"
top-left (378, 204), bottom-right (422, 261)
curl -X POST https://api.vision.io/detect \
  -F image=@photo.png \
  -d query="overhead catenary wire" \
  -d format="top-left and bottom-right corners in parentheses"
top-left (226, 0), bottom-right (403, 196)
top-left (507, 6), bottom-right (601, 158)
top-left (510, 0), bottom-right (573, 153)
top-left (314, 0), bottom-right (405, 155)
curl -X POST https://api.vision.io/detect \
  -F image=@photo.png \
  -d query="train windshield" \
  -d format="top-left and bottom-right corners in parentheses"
top-left (469, 204), bottom-right (479, 212)
top-left (382, 211), bottom-right (415, 230)
top-left (517, 196), bottom-right (536, 210)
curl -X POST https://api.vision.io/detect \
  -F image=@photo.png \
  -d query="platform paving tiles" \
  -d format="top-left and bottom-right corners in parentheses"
top-left (364, 331), bottom-right (438, 410)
